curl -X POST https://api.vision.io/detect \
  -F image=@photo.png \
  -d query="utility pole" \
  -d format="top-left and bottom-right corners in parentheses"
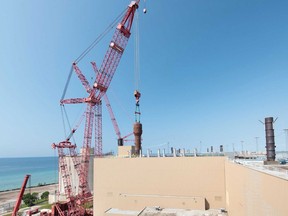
top-left (255, 137), bottom-right (259, 153)
top-left (241, 141), bottom-right (244, 153)
top-left (167, 142), bottom-right (170, 154)
top-left (284, 129), bottom-right (288, 153)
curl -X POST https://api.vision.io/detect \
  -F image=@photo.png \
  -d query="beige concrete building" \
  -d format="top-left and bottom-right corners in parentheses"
top-left (225, 161), bottom-right (288, 215)
top-left (93, 153), bottom-right (288, 216)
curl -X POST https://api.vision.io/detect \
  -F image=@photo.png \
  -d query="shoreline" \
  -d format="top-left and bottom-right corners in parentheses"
top-left (0, 183), bottom-right (58, 205)
top-left (0, 182), bottom-right (58, 193)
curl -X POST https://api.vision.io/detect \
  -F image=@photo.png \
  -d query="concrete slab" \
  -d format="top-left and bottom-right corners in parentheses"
top-left (139, 207), bottom-right (228, 216)
top-left (105, 208), bottom-right (141, 216)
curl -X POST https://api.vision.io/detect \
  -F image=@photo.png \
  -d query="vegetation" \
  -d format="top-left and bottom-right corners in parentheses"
top-left (20, 191), bottom-right (50, 208)
top-left (82, 201), bottom-right (93, 209)
top-left (41, 191), bottom-right (49, 200)
top-left (39, 203), bottom-right (53, 210)
top-left (32, 192), bottom-right (39, 200)
top-left (22, 193), bottom-right (37, 207)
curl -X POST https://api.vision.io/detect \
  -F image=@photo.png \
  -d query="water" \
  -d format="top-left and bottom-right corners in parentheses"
top-left (0, 157), bottom-right (58, 191)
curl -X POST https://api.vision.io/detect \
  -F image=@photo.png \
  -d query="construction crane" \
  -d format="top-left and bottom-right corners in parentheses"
top-left (12, 174), bottom-right (30, 216)
top-left (52, 1), bottom-right (141, 215)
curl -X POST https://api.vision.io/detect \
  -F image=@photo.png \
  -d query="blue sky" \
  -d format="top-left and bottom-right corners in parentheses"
top-left (1, 0), bottom-right (288, 157)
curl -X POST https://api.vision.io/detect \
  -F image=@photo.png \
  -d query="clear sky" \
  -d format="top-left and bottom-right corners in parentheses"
top-left (1, 0), bottom-right (288, 157)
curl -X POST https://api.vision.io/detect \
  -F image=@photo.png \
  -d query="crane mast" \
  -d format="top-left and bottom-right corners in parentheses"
top-left (53, 1), bottom-right (140, 215)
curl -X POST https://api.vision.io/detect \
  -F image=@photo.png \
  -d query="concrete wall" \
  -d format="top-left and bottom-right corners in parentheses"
top-left (225, 161), bottom-right (288, 216)
top-left (118, 146), bottom-right (135, 157)
top-left (94, 157), bottom-right (288, 216)
top-left (93, 157), bottom-right (226, 215)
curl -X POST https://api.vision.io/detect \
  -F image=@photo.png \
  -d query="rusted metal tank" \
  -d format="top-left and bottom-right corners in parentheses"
top-left (133, 122), bottom-right (142, 155)
top-left (265, 117), bottom-right (276, 161)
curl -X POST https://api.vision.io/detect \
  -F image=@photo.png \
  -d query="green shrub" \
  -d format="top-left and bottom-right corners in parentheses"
top-left (41, 191), bottom-right (49, 200)
top-left (32, 192), bottom-right (39, 200)
top-left (22, 193), bottom-right (37, 207)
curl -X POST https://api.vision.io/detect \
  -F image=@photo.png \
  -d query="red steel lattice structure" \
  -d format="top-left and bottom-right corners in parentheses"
top-left (53, 1), bottom-right (140, 215)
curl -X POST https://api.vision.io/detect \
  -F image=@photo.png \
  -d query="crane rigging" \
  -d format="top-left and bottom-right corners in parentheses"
top-left (52, 1), bottom-right (143, 215)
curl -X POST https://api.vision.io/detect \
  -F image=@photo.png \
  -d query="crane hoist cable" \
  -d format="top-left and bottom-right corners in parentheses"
top-left (61, 104), bottom-right (68, 138)
top-left (134, 10), bottom-right (140, 91)
top-left (28, 175), bottom-right (31, 194)
top-left (60, 7), bottom-right (127, 102)
top-left (63, 105), bottom-right (78, 144)
top-left (134, 9), bottom-right (142, 123)
top-left (135, 0), bottom-right (147, 90)
top-left (60, 104), bottom-right (75, 143)
top-left (75, 7), bottom-right (127, 64)
top-left (61, 66), bottom-right (73, 101)
top-left (143, 0), bottom-right (147, 13)
top-left (109, 88), bottom-right (134, 124)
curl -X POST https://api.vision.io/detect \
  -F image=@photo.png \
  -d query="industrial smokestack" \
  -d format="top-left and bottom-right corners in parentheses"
top-left (265, 117), bottom-right (276, 161)
top-left (133, 122), bottom-right (142, 156)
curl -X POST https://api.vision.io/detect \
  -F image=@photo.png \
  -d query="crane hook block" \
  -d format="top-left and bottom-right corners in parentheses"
top-left (134, 90), bottom-right (141, 101)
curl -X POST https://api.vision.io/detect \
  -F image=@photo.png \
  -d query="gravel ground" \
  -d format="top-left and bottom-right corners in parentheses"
top-left (0, 184), bottom-right (58, 205)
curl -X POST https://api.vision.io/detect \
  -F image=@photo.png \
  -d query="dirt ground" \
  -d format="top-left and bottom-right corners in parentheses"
top-left (0, 184), bottom-right (58, 205)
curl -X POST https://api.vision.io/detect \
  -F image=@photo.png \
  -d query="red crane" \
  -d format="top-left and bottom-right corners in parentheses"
top-left (12, 174), bottom-right (30, 216)
top-left (52, 1), bottom-right (140, 215)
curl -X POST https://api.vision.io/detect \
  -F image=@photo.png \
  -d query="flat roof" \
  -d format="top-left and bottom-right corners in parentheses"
top-left (233, 160), bottom-right (288, 180)
top-left (105, 208), bottom-right (140, 215)
top-left (140, 207), bottom-right (228, 216)
top-left (105, 207), bottom-right (228, 216)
